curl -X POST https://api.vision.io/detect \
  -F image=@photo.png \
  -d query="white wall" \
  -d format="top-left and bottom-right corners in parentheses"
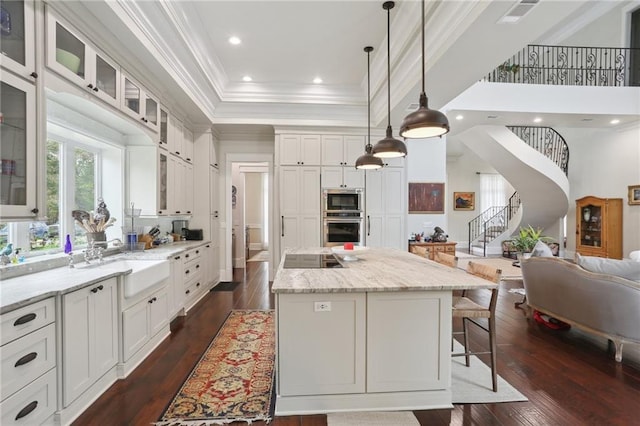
top-left (561, 124), bottom-right (640, 257)
top-left (405, 137), bottom-right (447, 241)
top-left (557, 2), bottom-right (636, 47)
top-left (245, 172), bottom-right (265, 250)
top-left (231, 163), bottom-right (245, 266)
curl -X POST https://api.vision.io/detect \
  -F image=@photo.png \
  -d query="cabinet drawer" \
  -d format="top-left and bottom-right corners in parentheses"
top-left (184, 279), bottom-right (205, 306)
top-left (1, 298), bottom-right (55, 346)
top-left (183, 247), bottom-right (202, 264)
top-left (183, 260), bottom-right (203, 282)
top-left (433, 246), bottom-right (445, 252)
top-left (444, 245), bottom-right (456, 253)
top-left (1, 323), bottom-right (56, 401)
top-left (0, 368), bottom-right (56, 425)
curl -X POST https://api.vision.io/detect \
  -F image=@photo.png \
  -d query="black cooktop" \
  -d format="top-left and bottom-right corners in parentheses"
top-left (283, 254), bottom-right (343, 269)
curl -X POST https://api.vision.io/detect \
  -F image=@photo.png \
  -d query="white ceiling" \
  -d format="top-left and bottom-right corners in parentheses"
top-left (58, 1), bottom-right (639, 133)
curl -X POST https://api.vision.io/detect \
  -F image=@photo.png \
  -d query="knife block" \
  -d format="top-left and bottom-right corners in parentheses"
top-left (138, 234), bottom-right (154, 250)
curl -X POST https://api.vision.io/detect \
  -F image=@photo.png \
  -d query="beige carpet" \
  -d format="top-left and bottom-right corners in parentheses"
top-left (327, 411), bottom-right (419, 426)
top-left (247, 250), bottom-right (269, 262)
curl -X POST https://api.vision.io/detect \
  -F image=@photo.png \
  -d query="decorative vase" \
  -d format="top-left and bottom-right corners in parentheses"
top-left (583, 208), bottom-right (591, 222)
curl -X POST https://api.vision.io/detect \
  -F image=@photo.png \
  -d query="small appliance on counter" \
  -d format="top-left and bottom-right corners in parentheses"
top-left (172, 220), bottom-right (189, 239)
top-left (185, 229), bottom-right (203, 240)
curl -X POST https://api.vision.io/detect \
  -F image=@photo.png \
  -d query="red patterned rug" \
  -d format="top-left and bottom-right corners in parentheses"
top-left (156, 310), bottom-right (275, 425)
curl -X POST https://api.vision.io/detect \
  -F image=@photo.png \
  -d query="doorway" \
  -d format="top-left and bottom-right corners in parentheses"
top-left (231, 162), bottom-right (270, 270)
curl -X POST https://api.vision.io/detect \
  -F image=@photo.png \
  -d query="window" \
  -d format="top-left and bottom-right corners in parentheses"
top-left (479, 173), bottom-right (506, 217)
top-left (0, 137), bottom-right (101, 257)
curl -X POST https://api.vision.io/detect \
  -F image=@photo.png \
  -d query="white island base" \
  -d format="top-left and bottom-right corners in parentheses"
top-left (274, 290), bottom-right (453, 415)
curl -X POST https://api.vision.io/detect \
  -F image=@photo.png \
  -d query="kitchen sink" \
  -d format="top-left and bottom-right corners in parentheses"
top-left (75, 257), bottom-right (170, 298)
top-left (118, 259), bottom-right (170, 298)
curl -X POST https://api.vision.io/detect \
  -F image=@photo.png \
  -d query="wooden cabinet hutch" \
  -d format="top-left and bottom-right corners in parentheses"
top-left (575, 196), bottom-right (622, 259)
top-left (408, 241), bottom-right (457, 260)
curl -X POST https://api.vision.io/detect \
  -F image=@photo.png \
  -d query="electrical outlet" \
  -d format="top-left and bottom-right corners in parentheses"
top-left (314, 301), bottom-right (331, 312)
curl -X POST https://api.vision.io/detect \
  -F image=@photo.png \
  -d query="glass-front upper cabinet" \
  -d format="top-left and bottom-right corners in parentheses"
top-left (45, 10), bottom-right (121, 108)
top-left (0, 72), bottom-right (37, 218)
top-left (159, 107), bottom-right (169, 148)
top-left (0, 0), bottom-right (36, 79)
top-left (121, 73), bottom-right (159, 132)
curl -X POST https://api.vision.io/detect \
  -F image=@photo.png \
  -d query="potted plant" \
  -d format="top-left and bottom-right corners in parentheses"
top-left (511, 225), bottom-right (553, 260)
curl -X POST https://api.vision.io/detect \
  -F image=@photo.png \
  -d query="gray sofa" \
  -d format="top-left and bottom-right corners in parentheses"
top-left (521, 256), bottom-right (640, 362)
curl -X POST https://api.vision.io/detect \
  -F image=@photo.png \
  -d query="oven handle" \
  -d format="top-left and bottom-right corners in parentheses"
top-left (323, 218), bottom-right (364, 223)
top-left (367, 215), bottom-right (371, 236)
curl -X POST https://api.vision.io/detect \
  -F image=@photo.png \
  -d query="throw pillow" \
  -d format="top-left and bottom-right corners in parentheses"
top-left (576, 253), bottom-right (640, 282)
top-left (630, 250), bottom-right (640, 262)
top-left (531, 240), bottom-right (553, 257)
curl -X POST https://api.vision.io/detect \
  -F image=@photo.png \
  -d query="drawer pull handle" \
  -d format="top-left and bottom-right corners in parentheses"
top-left (195, 264), bottom-right (200, 269)
top-left (15, 401), bottom-right (38, 420)
top-left (185, 270), bottom-right (190, 274)
top-left (185, 290), bottom-right (190, 295)
top-left (91, 287), bottom-right (99, 293)
top-left (15, 352), bottom-right (38, 367)
top-left (14, 313), bottom-right (37, 326)
top-left (98, 285), bottom-right (104, 291)
top-left (196, 250), bottom-right (199, 254)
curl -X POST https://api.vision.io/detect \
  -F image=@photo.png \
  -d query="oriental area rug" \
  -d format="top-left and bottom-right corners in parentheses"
top-left (156, 310), bottom-right (275, 426)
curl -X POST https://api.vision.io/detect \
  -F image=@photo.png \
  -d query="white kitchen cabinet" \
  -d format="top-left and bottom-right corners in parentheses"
top-left (279, 135), bottom-right (321, 166)
top-left (169, 253), bottom-right (185, 319)
top-left (365, 167), bottom-right (405, 249)
top-left (279, 166), bottom-right (321, 250)
top-left (0, 0), bottom-right (36, 80)
top-left (0, 72), bottom-right (38, 219)
top-left (183, 245), bottom-right (209, 312)
top-left (321, 135), bottom-right (364, 166)
top-left (122, 285), bottom-right (169, 362)
top-left (168, 116), bottom-right (184, 159)
top-left (367, 291), bottom-right (450, 392)
top-left (46, 11), bottom-right (121, 108)
top-left (159, 107), bottom-right (169, 148)
top-left (277, 292), bottom-right (366, 396)
top-left (62, 277), bottom-right (118, 407)
top-left (321, 166), bottom-right (364, 189)
top-left (121, 73), bottom-right (159, 131)
top-left (1, 297), bottom-right (57, 425)
top-left (183, 127), bottom-right (195, 163)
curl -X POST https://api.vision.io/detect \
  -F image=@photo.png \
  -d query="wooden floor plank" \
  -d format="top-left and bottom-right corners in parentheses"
top-left (73, 258), bottom-right (640, 426)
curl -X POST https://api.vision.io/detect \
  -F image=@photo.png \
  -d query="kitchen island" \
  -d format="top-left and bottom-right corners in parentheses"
top-left (272, 247), bottom-right (497, 415)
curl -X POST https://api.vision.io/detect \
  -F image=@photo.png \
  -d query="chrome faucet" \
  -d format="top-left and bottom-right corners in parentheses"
top-left (106, 238), bottom-right (123, 247)
top-left (84, 242), bottom-right (104, 264)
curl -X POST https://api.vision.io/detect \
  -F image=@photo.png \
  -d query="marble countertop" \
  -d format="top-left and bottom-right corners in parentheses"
top-left (272, 247), bottom-right (498, 294)
top-left (0, 240), bottom-right (209, 314)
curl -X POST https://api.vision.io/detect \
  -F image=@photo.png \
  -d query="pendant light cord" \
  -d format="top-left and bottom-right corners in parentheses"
top-left (421, 0), bottom-right (425, 94)
top-left (386, 4), bottom-right (391, 127)
top-left (367, 48), bottom-right (371, 147)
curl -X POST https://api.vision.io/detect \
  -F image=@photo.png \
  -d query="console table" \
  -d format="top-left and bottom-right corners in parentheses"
top-left (408, 241), bottom-right (457, 260)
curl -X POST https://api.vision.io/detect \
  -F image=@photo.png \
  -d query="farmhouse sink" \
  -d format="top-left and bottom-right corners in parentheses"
top-left (118, 259), bottom-right (170, 298)
top-left (76, 257), bottom-right (170, 298)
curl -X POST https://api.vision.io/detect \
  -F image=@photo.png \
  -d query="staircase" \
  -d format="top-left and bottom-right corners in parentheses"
top-left (460, 126), bottom-right (570, 255)
top-left (468, 192), bottom-right (521, 256)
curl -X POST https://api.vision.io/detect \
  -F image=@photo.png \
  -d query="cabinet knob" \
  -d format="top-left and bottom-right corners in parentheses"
top-left (93, 87), bottom-right (99, 92)
top-left (30, 208), bottom-right (39, 214)
top-left (30, 72), bottom-right (38, 78)
top-left (185, 290), bottom-right (190, 295)
top-left (87, 83), bottom-right (94, 89)
top-left (175, 151), bottom-right (180, 155)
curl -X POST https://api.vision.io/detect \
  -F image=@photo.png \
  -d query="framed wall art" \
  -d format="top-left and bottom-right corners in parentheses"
top-left (454, 191), bottom-right (475, 211)
top-left (408, 182), bottom-right (444, 214)
top-left (629, 184), bottom-right (640, 205)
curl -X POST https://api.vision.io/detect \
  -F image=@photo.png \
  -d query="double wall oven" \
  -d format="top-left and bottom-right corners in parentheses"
top-left (322, 188), bottom-right (364, 247)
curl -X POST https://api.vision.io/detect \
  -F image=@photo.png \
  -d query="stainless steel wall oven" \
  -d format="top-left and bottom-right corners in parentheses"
top-left (322, 189), bottom-right (364, 247)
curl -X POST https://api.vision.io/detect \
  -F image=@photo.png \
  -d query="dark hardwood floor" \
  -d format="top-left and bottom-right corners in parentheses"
top-left (74, 257), bottom-right (640, 426)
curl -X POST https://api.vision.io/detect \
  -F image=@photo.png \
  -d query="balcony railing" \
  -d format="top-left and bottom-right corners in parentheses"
top-left (484, 44), bottom-right (640, 87)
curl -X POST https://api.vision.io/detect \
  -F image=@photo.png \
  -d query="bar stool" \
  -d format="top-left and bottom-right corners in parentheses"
top-left (452, 261), bottom-right (502, 392)
top-left (434, 251), bottom-right (458, 268)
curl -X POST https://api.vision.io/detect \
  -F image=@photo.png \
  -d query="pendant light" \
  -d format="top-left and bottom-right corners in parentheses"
top-left (372, 1), bottom-right (407, 159)
top-left (399, 0), bottom-right (450, 139)
top-left (355, 46), bottom-right (384, 170)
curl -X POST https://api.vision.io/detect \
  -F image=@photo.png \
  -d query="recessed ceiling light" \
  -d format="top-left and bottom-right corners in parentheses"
top-left (610, 119), bottom-right (620, 125)
top-left (581, 118), bottom-right (593, 122)
top-left (487, 115), bottom-right (498, 119)
top-left (242, 75), bottom-right (252, 82)
top-left (228, 36), bottom-right (241, 45)
top-left (313, 77), bottom-right (323, 84)
top-left (533, 117), bottom-right (542, 123)
top-left (455, 115), bottom-right (464, 120)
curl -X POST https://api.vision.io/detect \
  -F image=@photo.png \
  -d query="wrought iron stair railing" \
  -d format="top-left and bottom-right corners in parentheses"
top-left (483, 44), bottom-right (640, 87)
top-left (507, 126), bottom-right (570, 175)
top-left (468, 192), bottom-right (521, 256)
